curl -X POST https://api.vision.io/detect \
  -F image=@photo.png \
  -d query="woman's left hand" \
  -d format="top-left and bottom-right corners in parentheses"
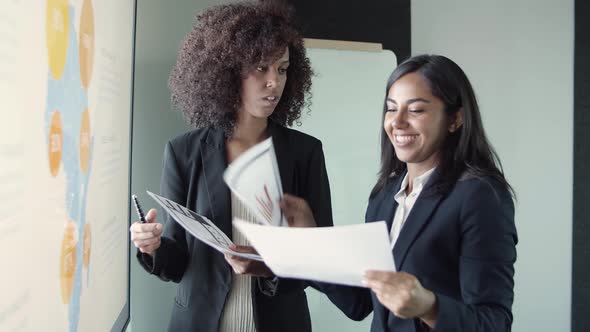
top-left (279, 194), bottom-right (317, 228)
top-left (362, 271), bottom-right (438, 325)
top-left (224, 245), bottom-right (274, 277)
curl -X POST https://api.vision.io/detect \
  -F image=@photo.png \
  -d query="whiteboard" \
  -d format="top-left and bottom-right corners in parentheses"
top-left (298, 47), bottom-right (397, 331)
top-left (0, 1), bottom-right (135, 331)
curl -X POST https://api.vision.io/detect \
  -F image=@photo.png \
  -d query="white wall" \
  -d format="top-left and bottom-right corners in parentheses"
top-left (412, 1), bottom-right (574, 331)
top-left (299, 48), bottom-right (397, 332)
top-left (129, 1), bottom-right (575, 331)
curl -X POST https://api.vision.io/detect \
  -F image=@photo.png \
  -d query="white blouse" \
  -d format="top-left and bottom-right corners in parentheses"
top-left (219, 193), bottom-right (257, 332)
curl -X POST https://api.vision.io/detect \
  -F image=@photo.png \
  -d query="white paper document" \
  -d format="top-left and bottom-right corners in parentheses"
top-left (233, 219), bottom-right (396, 287)
top-left (147, 191), bottom-right (263, 261)
top-left (224, 137), bottom-right (287, 227)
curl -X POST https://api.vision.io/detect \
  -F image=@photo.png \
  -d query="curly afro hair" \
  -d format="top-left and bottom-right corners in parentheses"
top-left (168, 1), bottom-right (313, 136)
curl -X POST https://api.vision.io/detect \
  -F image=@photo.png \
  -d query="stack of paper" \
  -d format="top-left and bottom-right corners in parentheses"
top-left (234, 219), bottom-right (395, 287)
top-left (224, 137), bottom-right (287, 226)
top-left (147, 191), bottom-right (263, 261)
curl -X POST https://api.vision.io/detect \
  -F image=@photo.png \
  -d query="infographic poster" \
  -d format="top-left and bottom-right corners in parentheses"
top-left (0, 1), bottom-right (134, 331)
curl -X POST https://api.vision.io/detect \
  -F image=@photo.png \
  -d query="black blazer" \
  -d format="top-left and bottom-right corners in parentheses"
top-left (137, 121), bottom-right (333, 332)
top-left (321, 170), bottom-right (517, 332)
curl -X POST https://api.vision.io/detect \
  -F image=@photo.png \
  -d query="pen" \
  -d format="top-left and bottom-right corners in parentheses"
top-left (132, 194), bottom-right (147, 223)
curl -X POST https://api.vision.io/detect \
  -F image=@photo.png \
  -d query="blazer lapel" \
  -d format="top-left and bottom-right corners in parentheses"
top-left (392, 169), bottom-right (445, 271)
top-left (384, 182), bottom-right (399, 232)
top-left (268, 121), bottom-right (294, 194)
top-left (201, 128), bottom-right (232, 238)
top-left (366, 175), bottom-right (402, 332)
top-left (366, 175), bottom-right (403, 231)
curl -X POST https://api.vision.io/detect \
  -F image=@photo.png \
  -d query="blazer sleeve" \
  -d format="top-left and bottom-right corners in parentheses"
top-left (433, 179), bottom-right (517, 332)
top-left (310, 283), bottom-right (373, 321)
top-left (136, 141), bottom-right (190, 283)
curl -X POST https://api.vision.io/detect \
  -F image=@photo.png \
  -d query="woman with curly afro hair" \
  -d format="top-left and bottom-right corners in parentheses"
top-left (130, 1), bottom-right (334, 332)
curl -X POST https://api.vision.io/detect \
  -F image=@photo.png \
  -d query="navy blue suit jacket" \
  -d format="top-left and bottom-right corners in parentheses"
top-left (320, 170), bottom-right (517, 332)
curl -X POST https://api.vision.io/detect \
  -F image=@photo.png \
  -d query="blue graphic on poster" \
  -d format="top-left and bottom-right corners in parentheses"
top-left (45, 1), bottom-right (95, 331)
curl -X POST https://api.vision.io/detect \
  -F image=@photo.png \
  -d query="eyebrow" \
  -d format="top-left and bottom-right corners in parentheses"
top-left (386, 97), bottom-right (430, 105)
top-left (260, 60), bottom-right (289, 67)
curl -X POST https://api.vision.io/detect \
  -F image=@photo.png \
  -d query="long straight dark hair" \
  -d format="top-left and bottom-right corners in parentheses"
top-left (370, 55), bottom-right (515, 198)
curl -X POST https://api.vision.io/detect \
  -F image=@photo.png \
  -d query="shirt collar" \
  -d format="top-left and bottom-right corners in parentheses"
top-left (394, 167), bottom-right (437, 201)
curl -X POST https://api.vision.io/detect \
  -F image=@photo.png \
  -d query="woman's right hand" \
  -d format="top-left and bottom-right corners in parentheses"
top-left (280, 194), bottom-right (317, 228)
top-left (130, 208), bottom-right (163, 256)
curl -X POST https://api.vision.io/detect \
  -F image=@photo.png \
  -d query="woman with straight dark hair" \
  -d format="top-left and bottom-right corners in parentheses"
top-left (283, 54), bottom-right (518, 331)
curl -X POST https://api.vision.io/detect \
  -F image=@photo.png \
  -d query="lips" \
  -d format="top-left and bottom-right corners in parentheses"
top-left (261, 96), bottom-right (280, 107)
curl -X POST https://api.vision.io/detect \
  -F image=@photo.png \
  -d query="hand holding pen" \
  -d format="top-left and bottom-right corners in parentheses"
top-left (129, 194), bottom-right (163, 256)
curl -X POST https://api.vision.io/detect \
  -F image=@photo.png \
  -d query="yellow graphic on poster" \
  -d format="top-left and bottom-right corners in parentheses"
top-left (79, 108), bottom-right (91, 173)
top-left (79, 0), bottom-right (94, 89)
top-left (46, 0), bottom-right (69, 80)
top-left (48, 110), bottom-right (63, 177)
top-left (60, 221), bottom-right (77, 304)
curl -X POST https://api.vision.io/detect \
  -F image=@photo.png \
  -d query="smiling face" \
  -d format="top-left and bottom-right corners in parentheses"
top-left (384, 72), bottom-right (461, 175)
top-left (238, 47), bottom-right (290, 120)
